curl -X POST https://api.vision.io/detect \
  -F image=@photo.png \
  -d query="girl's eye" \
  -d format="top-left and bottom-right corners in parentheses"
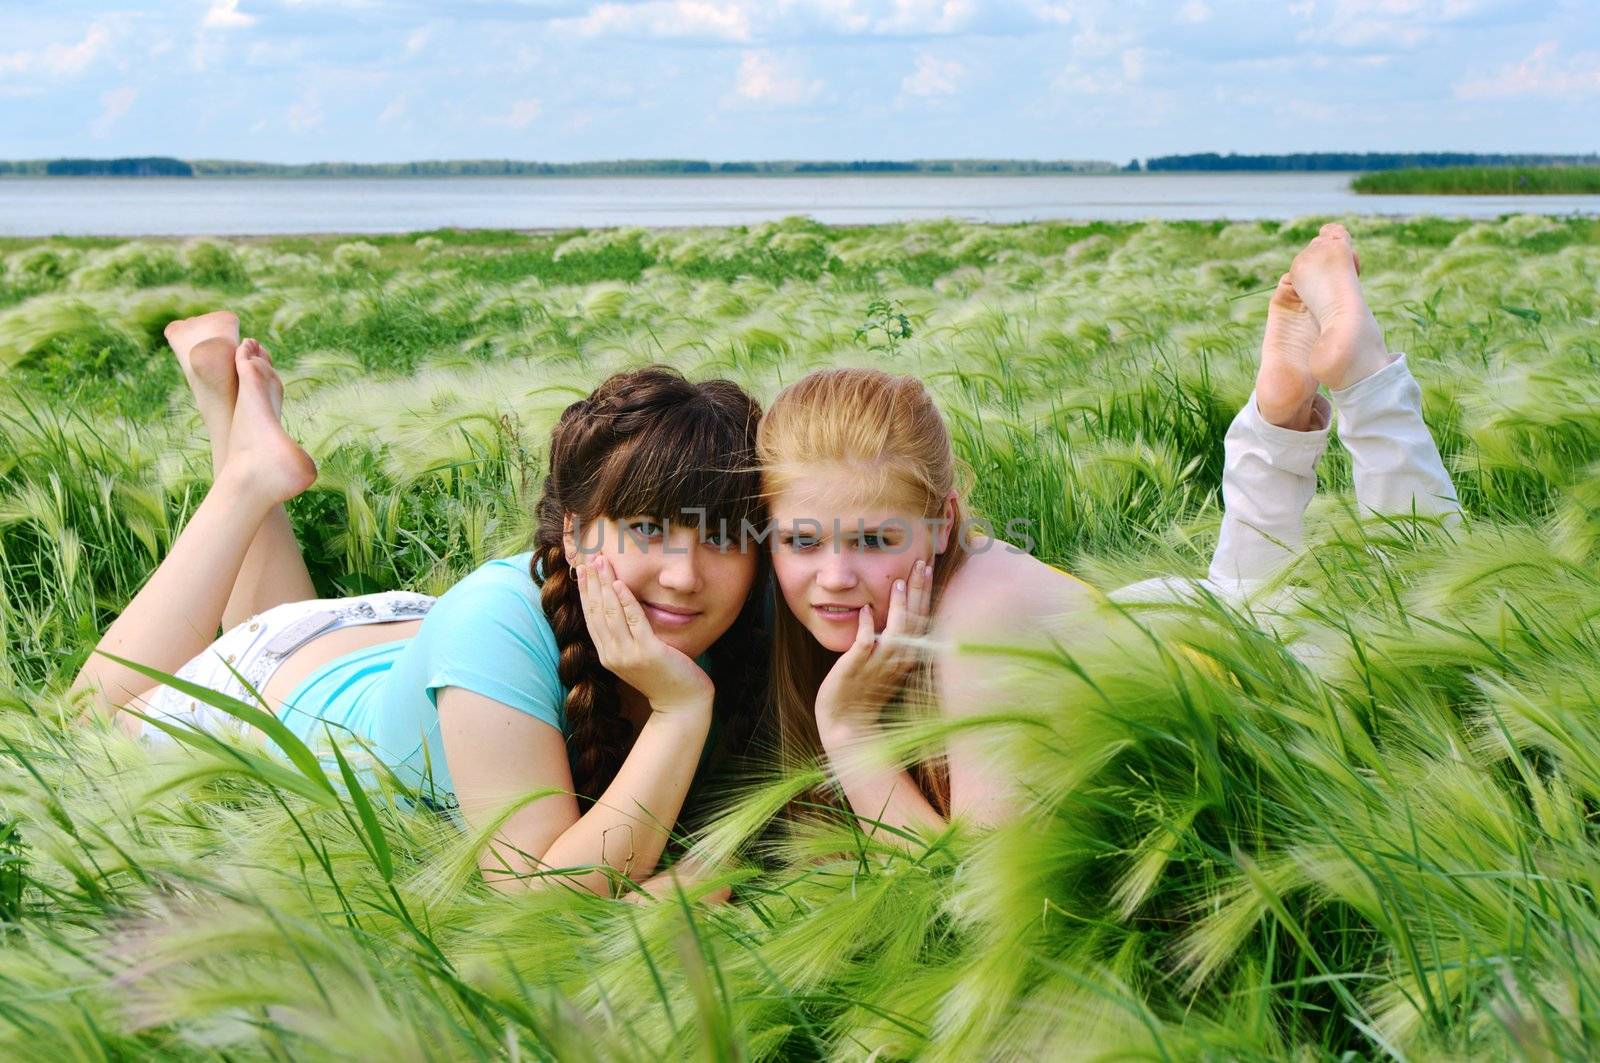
top-left (625, 519), bottom-right (665, 539)
top-left (860, 533), bottom-right (884, 549)
top-left (701, 529), bottom-right (735, 550)
top-left (781, 533), bottom-right (820, 551)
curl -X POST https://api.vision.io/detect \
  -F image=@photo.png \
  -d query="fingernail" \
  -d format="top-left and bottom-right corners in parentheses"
top-left (895, 579), bottom-right (905, 592)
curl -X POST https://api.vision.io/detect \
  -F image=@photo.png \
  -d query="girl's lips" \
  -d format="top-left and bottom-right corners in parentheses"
top-left (643, 602), bottom-right (700, 628)
top-left (812, 603), bottom-right (864, 623)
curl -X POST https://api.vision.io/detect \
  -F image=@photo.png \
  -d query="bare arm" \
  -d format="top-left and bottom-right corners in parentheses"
top-left (439, 554), bottom-right (717, 896)
top-left (814, 558), bottom-right (947, 845)
top-left (438, 687), bottom-right (710, 896)
top-left (817, 723), bottom-right (948, 842)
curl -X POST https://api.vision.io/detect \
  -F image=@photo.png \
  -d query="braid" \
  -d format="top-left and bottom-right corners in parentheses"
top-left (531, 536), bottom-right (630, 803)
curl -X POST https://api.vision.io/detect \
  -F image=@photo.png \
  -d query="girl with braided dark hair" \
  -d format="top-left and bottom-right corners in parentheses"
top-left (73, 314), bottom-right (767, 897)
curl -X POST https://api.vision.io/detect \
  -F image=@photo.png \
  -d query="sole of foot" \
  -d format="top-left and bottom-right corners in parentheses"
top-left (1290, 225), bottom-right (1391, 392)
top-left (1255, 273), bottom-right (1324, 430)
top-left (166, 311), bottom-right (241, 399)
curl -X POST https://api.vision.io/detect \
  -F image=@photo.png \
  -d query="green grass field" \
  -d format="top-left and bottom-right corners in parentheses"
top-left (2, 213), bottom-right (1600, 1059)
top-left (1352, 166), bottom-right (1600, 195)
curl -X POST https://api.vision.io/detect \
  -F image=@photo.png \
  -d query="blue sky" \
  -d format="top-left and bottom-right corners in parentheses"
top-left (2, 1), bottom-right (1596, 163)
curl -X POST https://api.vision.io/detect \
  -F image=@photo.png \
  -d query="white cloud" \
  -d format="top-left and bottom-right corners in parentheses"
top-left (1120, 46), bottom-right (1147, 83)
top-left (1028, 2), bottom-right (1074, 26)
top-left (90, 86), bottom-right (137, 138)
top-left (488, 97), bottom-right (543, 128)
top-left (246, 39), bottom-right (307, 66)
top-left (900, 53), bottom-right (965, 97)
top-left (869, 0), bottom-right (977, 35)
top-left (553, 0), bottom-right (992, 43)
top-left (1070, 24), bottom-right (1132, 59)
top-left (404, 25), bottom-right (434, 57)
top-left (377, 94), bottom-right (409, 126)
top-left (202, 0), bottom-right (258, 31)
top-left (288, 91), bottom-right (323, 132)
top-left (731, 50), bottom-right (823, 106)
top-left (1299, 0), bottom-right (1496, 50)
top-left (1178, 1), bottom-right (1213, 24)
top-left (0, 24), bottom-right (112, 78)
top-left (557, 2), bottom-right (753, 41)
top-left (1455, 41), bottom-right (1600, 100)
top-left (1055, 35), bottom-right (1156, 97)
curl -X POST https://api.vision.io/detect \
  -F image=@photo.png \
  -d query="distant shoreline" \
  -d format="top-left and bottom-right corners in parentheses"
top-left (0, 170), bottom-right (1355, 181)
top-left (0, 169), bottom-right (1125, 182)
top-left (5, 152), bottom-right (1596, 180)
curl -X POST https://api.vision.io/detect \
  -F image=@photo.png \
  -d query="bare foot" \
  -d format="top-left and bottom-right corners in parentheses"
top-left (165, 311), bottom-right (240, 399)
top-left (1254, 273), bottom-right (1325, 431)
top-left (216, 341), bottom-right (316, 506)
top-left (1289, 224), bottom-right (1394, 392)
top-left (165, 311), bottom-right (241, 468)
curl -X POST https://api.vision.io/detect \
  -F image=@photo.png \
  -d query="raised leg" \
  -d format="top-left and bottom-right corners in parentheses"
top-left (166, 314), bottom-right (318, 627)
top-left (1205, 271), bottom-right (1334, 586)
top-left (1291, 223), bottom-right (1459, 523)
top-left (218, 344), bottom-right (318, 628)
top-left (72, 343), bottom-right (318, 724)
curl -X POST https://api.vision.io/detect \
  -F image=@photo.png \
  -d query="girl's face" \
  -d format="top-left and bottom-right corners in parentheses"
top-left (567, 514), bottom-right (758, 656)
top-left (768, 470), bottom-right (953, 654)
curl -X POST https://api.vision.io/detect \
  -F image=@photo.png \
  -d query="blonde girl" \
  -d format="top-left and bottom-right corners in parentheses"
top-left (757, 224), bottom-right (1460, 835)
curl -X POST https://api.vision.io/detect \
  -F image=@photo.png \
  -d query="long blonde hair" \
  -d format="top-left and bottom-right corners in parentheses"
top-left (757, 367), bottom-right (973, 815)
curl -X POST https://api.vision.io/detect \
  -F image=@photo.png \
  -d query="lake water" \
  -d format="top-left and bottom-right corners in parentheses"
top-left (2, 172), bottom-right (1596, 237)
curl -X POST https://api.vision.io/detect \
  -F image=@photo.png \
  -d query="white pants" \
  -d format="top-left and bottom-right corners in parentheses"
top-left (1115, 353), bottom-right (1460, 608)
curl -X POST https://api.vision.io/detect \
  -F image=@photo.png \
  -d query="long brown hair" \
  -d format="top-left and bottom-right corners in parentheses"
top-left (757, 367), bottom-right (974, 816)
top-left (529, 365), bottom-right (766, 802)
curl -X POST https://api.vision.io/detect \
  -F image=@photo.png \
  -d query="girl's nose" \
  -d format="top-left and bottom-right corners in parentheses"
top-left (816, 550), bottom-right (859, 591)
top-left (657, 528), bottom-right (704, 590)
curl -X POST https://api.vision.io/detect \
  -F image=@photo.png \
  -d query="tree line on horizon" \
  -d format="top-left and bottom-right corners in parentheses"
top-left (0, 157), bottom-right (1119, 178)
top-left (3, 153), bottom-right (1596, 178)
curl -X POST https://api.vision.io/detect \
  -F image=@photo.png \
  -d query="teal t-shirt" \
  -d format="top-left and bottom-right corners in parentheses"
top-left (279, 551), bottom-right (564, 809)
top-left (277, 551), bottom-right (721, 813)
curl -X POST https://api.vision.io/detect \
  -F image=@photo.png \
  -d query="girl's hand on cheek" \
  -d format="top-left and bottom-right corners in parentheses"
top-left (815, 558), bottom-right (932, 745)
top-left (576, 556), bottom-right (714, 716)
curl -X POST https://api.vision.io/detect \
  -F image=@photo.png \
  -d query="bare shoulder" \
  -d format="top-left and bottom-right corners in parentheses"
top-left (934, 537), bottom-right (1096, 645)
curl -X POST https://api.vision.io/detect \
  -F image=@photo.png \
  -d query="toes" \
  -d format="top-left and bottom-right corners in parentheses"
top-left (1319, 222), bottom-right (1350, 241)
top-left (235, 341), bottom-right (267, 381)
top-left (236, 340), bottom-right (283, 396)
